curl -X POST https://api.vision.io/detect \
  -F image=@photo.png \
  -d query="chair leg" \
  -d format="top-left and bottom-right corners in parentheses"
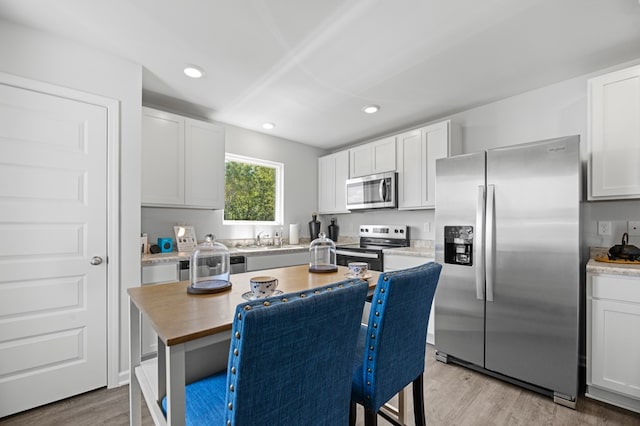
top-left (412, 374), bottom-right (426, 426)
top-left (349, 401), bottom-right (356, 426)
top-left (364, 407), bottom-right (378, 426)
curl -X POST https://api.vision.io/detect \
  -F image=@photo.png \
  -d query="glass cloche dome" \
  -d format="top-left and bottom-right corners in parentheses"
top-left (188, 234), bottom-right (232, 294)
top-left (309, 232), bottom-right (338, 273)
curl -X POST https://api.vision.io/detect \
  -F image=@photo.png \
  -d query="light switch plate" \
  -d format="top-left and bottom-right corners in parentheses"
top-left (629, 221), bottom-right (640, 236)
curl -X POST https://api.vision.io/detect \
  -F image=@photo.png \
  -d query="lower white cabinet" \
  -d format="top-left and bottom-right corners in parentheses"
top-left (587, 271), bottom-right (640, 413)
top-left (141, 263), bottom-right (178, 357)
top-left (384, 253), bottom-right (436, 344)
top-left (246, 252), bottom-right (308, 272)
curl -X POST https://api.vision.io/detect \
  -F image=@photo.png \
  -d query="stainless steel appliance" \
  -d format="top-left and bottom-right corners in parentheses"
top-left (336, 225), bottom-right (409, 271)
top-left (434, 135), bottom-right (580, 408)
top-left (179, 255), bottom-right (245, 280)
top-left (346, 172), bottom-right (397, 210)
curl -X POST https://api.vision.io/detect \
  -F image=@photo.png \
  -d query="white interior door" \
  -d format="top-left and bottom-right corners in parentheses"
top-left (0, 82), bottom-right (108, 417)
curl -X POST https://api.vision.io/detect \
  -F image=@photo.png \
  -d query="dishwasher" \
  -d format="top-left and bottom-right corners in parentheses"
top-left (179, 255), bottom-right (246, 280)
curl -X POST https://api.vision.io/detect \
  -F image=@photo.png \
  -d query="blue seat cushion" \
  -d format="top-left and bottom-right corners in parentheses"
top-left (161, 370), bottom-right (227, 425)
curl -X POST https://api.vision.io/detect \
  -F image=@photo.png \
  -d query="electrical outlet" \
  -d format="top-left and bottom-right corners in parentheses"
top-left (629, 221), bottom-right (640, 236)
top-left (597, 221), bottom-right (611, 236)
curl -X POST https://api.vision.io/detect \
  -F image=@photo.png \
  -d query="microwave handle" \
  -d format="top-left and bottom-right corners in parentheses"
top-left (379, 179), bottom-right (386, 201)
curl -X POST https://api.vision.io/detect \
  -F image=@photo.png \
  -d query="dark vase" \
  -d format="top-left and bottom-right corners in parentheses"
top-left (309, 214), bottom-right (321, 240)
top-left (328, 218), bottom-right (340, 242)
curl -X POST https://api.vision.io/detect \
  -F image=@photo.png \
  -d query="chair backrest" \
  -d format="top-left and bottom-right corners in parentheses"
top-left (226, 279), bottom-right (368, 425)
top-left (359, 262), bottom-right (442, 410)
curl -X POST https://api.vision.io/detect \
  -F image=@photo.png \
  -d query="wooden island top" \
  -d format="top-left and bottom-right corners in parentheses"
top-left (128, 264), bottom-right (380, 346)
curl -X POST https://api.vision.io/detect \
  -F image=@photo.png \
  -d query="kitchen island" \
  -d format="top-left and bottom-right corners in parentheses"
top-left (128, 264), bottom-right (380, 426)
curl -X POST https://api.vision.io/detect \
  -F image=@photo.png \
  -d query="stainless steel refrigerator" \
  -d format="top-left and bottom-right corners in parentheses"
top-left (434, 135), bottom-right (580, 408)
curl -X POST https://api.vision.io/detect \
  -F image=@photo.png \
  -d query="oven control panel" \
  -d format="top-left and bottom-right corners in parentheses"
top-left (359, 225), bottom-right (407, 238)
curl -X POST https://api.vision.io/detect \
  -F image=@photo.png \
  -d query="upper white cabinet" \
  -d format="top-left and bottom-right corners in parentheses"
top-left (349, 136), bottom-right (396, 178)
top-left (588, 65), bottom-right (640, 200)
top-left (396, 120), bottom-right (450, 209)
top-left (318, 150), bottom-right (350, 214)
top-left (142, 107), bottom-right (225, 209)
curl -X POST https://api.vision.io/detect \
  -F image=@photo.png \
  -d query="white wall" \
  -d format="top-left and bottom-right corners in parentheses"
top-left (325, 58), bottom-right (640, 257)
top-left (141, 122), bottom-right (324, 243)
top-left (0, 19), bottom-right (142, 381)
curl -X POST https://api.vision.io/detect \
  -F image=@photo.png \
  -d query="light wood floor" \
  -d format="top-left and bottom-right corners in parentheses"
top-left (2, 345), bottom-right (639, 425)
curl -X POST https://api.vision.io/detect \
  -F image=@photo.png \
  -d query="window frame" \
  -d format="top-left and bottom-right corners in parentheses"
top-left (223, 153), bottom-right (284, 226)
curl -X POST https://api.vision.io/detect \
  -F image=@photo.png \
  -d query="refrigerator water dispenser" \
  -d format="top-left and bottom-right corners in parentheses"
top-left (444, 226), bottom-right (473, 266)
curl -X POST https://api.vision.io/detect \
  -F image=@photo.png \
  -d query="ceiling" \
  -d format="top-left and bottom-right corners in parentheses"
top-left (1, 0), bottom-right (640, 149)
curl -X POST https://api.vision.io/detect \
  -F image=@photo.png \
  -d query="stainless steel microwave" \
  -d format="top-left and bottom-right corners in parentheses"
top-left (346, 172), bottom-right (397, 210)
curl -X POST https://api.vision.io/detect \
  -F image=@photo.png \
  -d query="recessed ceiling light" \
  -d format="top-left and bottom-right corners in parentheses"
top-left (362, 105), bottom-right (380, 114)
top-left (262, 122), bottom-right (275, 130)
top-left (183, 65), bottom-right (205, 79)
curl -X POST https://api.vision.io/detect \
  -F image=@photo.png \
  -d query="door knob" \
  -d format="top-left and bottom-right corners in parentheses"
top-left (90, 256), bottom-right (104, 266)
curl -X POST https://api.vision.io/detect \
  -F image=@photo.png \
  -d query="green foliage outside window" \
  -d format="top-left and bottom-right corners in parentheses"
top-left (225, 160), bottom-right (276, 221)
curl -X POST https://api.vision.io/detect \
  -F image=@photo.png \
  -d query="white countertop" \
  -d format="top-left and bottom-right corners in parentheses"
top-left (382, 246), bottom-right (435, 259)
top-left (142, 245), bottom-right (309, 266)
top-left (586, 258), bottom-right (640, 277)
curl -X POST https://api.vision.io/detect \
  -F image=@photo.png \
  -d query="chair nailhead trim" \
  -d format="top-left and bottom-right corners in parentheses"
top-left (367, 368), bottom-right (372, 372)
top-left (300, 293), bottom-right (306, 298)
top-left (314, 290), bottom-right (320, 294)
top-left (339, 284), bottom-right (344, 288)
top-left (234, 349), bottom-right (238, 356)
top-left (228, 402), bottom-right (233, 410)
top-left (375, 311), bottom-right (379, 316)
top-left (282, 298), bottom-right (288, 302)
top-left (231, 367), bottom-right (236, 374)
top-left (230, 384), bottom-right (234, 392)
top-left (243, 305), bottom-right (251, 311)
top-left (381, 288), bottom-right (385, 293)
top-left (263, 301), bottom-right (270, 306)
top-left (368, 356), bottom-right (372, 360)
top-left (369, 345), bottom-right (374, 350)
top-left (227, 421), bottom-right (231, 426)
top-left (377, 299), bottom-right (382, 304)
top-left (235, 331), bottom-right (240, 339)
top-left (237, 313), bottom-right (242, 320)
top-left (383, 276), bottom-right (388, 281)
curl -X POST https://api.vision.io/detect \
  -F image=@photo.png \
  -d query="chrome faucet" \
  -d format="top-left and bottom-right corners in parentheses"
top-left (256, 231), bottom-right (267, 246)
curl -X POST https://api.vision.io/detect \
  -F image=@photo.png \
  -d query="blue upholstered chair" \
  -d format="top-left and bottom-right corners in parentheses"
top-left (349, 262), bottom-right (442, 426)
top-left (162, 279), bottom-right (368, 425)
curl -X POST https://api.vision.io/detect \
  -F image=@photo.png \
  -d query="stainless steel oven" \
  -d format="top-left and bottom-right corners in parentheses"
top-left (335, 225), bottom-right (409, 272)
top-left (346, 172), bottom-right (397, 210)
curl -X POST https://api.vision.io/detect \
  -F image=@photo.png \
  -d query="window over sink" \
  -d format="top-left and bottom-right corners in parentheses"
top-left (224, 153), bottom-right (283, 225)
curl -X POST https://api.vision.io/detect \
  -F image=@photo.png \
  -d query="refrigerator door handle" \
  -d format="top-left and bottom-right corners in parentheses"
top-left (486, 184), bottom-right (495, 302)
top-left (475, 185), bottom-right (485, 300)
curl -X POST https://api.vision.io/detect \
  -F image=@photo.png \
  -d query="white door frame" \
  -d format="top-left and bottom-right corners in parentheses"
top-left (0, 71), bottom-right (121, 388)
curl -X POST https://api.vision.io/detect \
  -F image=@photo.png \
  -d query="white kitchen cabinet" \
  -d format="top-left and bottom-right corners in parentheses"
top-left (586, 271), bottom-right (640, 413)
top-left (141, 262), bottom-right (179, 357)
top-left (142, 107), bottom-right (225, 208)
top-left (349, 136), bottom-right (396, 178)
top-left (318, 150), bottom-right (350, 214)
top-left (397, 120), bottom-right (451, 210)
top-left (246, 252), bottom-right (308, 272)
top-left (384, 253), bottom-right (436, 345)
top-left (588, 64), bottom-right (640, 200)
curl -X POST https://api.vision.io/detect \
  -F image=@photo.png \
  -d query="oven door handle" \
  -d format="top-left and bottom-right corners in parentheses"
top-left (335, 250), bottom-right (379, 259)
